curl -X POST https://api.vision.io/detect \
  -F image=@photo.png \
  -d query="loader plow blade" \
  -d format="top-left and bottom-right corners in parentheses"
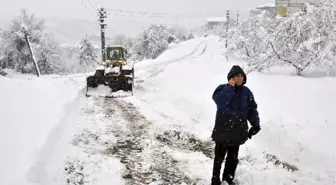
top-left (85, 85), bottom-right (133, 98)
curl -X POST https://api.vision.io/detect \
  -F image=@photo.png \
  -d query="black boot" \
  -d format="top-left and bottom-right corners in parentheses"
top-left (211, 176), bottom-right (221, 185)
top-left (223, 175), bottom-right (236, 185)
top-left (211, 143), bottom-right (226, 185)
top-left (211, 157), bottom-right (223, 185)
top-left (212, 143), bottom-right (227, 185)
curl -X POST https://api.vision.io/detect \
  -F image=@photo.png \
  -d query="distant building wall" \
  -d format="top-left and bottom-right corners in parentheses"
top-left (276, 0), bottom-right (319, 16)
top-left (206, 17), bottom-right (227, 28)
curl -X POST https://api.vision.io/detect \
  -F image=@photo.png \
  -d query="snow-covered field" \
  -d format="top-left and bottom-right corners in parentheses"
top-left (0, 36), bottom-right (335, 185)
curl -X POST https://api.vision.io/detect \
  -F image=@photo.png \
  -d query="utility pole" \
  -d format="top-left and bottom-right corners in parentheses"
top-left (98, 8), bottom-right (107, 62)
top-left (225, 9), bottom-right (230, 48)
top-left (225, 9), bottom-right (230, 61)
top-left (236, 10), bottom-right (239, 26)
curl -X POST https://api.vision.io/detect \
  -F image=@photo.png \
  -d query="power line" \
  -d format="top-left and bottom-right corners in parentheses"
top-left (79, 0), bottom-right (101, 28)
top-left (105, 8), bottom-right (229, 19)
top-left (86, 0), bottom-right (99, 12)
top-left (80, 0), bottom-right (98, 20)
top-left (81, 0), bottom-right (233, 20)
top-left (93, 0), bottom-right (100, 9)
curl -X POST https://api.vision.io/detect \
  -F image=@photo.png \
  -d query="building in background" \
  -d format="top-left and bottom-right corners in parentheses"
top-left (276, 0), bottom-right (319, 16)
top-left (206, 17), bottom-right (227, 28)
top-left (249, 3), bottom-right (277, 17)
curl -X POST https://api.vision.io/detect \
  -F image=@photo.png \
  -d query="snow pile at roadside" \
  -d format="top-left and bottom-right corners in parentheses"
top-left (134, 37), bottom-right (207, 83)
top-left (0, 75), bottom-right (82, 185)
top-left (250, 72), bottom-right (336, 181)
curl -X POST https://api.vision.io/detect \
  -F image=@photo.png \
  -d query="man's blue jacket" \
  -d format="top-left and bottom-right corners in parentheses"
top-left (211, 65), bottom-right (260, 145)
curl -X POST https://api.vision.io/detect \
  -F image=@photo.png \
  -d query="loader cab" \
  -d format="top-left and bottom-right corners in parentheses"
top-left (106, 46), bottom-right (127, 61)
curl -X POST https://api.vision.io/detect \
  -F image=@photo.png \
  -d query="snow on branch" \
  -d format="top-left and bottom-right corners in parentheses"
top-left (227, 0), bottom-right (336, 75)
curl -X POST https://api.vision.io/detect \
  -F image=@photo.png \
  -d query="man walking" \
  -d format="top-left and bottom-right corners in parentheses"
top-left (211, 65), bottom-right (260, 185)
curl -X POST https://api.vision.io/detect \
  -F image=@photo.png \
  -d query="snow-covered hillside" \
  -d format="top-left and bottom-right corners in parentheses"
top-left (0, 36), bottom-right (335, 185)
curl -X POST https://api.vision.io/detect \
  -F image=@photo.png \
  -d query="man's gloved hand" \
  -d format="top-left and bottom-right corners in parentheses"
top-left (248, 125), bottom-right (260, 139)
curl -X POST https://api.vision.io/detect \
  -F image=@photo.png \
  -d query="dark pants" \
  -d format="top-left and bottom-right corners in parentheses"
top-left (212, 142), bottom-right (240, 180)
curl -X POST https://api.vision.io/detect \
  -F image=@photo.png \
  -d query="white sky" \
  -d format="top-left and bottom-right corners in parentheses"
top-left (0, 0), bottom-right (272, 42)
top-left (0, 0), bottom-right (272, 20)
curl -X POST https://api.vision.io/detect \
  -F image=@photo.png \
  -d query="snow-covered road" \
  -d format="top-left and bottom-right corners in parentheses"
top-left (1, 36), bottom-right (335, 185)
top-left (75, 97), bottom-right (213, 185)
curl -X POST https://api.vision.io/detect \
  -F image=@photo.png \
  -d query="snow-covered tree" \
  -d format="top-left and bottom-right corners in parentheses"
top-left (37, 33), bottom-right (62, 74)
top-left (10, 9), bottom-right (44, 76)
top-left (0, 70), bottom-right (6, 76)
top-left (227, 11), bottom-right (275, 68)
top-left (191, 23), bottom-right (227, 38)
top-left (0, 9), bottom-right (62, 75)
top-left (78, 36), bottom-right (98, 72)
top-left (168, 25), bottom-right (188, 42)
top-left (188, 33), bottom-right (195, 40)
top-left (271, 1), bottom-right (336, 75)
top-left (111, 34), bottom-right (134, 58)
top-left (227, 1), bottom-right (335, 75)
top-left (211, 24), bottom-right (228, 38)
top-left (112, 34), bottom-right (127, 46)
top-left (134, 24), bottom-right (170, 60)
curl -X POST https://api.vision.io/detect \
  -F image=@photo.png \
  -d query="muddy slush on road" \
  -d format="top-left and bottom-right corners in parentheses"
top-left (67, 96), bottom-right (215, 185)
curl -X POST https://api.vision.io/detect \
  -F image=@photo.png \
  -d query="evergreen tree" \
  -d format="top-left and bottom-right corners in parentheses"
top-left (78, 36), bottom-right (98, 72)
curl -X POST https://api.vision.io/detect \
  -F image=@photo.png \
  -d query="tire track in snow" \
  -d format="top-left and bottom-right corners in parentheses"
top-left (146, 41), bottom-right (208, 79)
top-left (99, 99), bottom-right (202, 185)
top-left (73, 97), bottom-right (220, 185)
top-left (135, 40), bottom-right (208, 85)
top-left (155, 129), bottom-right (214, 159)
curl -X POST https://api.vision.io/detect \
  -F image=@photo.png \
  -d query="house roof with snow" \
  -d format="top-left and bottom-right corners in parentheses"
top-left (250, 2), bottom-right (276, 13)
top-left (256, 3), bottom-right (276, 8)
top-left (206, 17), bottom-right (227, 22)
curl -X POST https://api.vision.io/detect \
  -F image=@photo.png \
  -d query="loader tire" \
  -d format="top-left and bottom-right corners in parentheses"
top-left (87, 76), bottom-right (98, 88)
top-left (127, 69), bottom-right (134, 93)
top-left (108, 79), bottom-right (117, 92)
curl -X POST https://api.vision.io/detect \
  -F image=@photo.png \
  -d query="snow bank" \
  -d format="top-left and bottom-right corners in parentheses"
top-left (135, 37), bottom-right (206, 68)
top-left (0, 75), bottom-right (82, 185)
top-left (250, 72), bottom-right (336, 178)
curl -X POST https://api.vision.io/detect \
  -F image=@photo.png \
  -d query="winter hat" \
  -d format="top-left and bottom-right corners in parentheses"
top-left (227, 65), bottom-right (247, 85)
